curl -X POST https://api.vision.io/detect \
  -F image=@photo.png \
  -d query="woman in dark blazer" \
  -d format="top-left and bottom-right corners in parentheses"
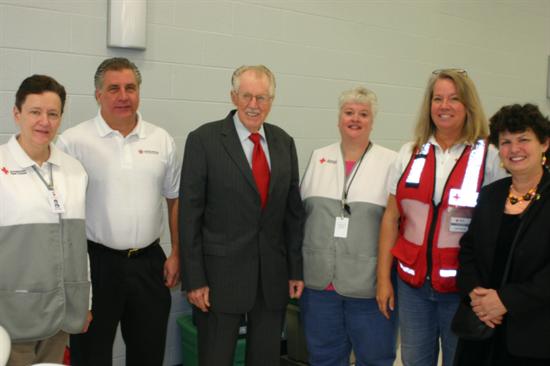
top-left (455, 103), bottom-right (550, 365)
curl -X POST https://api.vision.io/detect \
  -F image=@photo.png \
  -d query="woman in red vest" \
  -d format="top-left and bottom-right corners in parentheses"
top-left (454, 104), bottom-right (550, 365)
top-left (375, 69), bottom-right (506, 366)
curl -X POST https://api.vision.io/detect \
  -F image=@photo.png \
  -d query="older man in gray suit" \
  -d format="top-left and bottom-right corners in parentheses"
top-left (179, 65), bottom-right (305, 366)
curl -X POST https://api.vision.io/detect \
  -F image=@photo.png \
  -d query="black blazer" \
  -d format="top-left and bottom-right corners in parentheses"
top-left (179, 110), bottom-right (304, 313)
top-left (457, 171), bottom-right (550, 358)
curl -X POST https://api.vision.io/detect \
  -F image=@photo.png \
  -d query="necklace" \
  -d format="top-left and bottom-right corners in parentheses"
top-left (508, 186), bottom-right (537, 205)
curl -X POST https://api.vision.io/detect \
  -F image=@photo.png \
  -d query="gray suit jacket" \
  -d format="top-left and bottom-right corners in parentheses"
top-left (179, 110), bottom-right (304, 313)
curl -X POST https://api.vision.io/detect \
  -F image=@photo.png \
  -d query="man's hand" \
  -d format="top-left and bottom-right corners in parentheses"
top-left (164, 253), bottom-right (180, 288)
top-left (81, 311), bottom-right (93, 333)
top-left (187, 286), bottom-right (210, 312)
top-left (289, 280), bottom-right (304, 299)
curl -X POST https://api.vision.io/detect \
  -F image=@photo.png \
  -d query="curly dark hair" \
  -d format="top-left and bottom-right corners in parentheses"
top-left (489, 103), bottom-right (550, 146)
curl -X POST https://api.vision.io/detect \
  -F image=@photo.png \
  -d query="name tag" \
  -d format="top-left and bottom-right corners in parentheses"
top-left (48, 190), bottom-right (65, 214)
top-left (449, 216), bottom-right (471, 232)
top-left (334, 217), bottom-right (349, 238)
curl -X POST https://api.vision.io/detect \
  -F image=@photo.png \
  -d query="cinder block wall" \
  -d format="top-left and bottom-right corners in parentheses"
top-left (1, 1), bottom-right (550, 364)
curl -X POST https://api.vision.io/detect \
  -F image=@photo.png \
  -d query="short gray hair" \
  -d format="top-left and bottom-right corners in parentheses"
top-left (94, 57), bottom-right (142, 90)
top-left (231, 65), bottom-right (276, 97)
top-left (338, 86), bottom-right (378, 118)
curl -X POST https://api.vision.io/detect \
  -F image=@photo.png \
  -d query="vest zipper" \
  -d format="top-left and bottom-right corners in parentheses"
top-left (425, 203), bottom-right (440, 281)
top-left (59, 213), bottom-right (65, 294)
top-left (426, 145), bottom-right (468, 283)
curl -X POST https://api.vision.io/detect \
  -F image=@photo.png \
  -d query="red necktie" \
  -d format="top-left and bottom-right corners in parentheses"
top-left (249, 133), bottom-right (270, 208)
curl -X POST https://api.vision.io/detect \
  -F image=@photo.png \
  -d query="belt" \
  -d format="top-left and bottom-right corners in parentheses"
top-left (88, 239), bottom-right (160, 258)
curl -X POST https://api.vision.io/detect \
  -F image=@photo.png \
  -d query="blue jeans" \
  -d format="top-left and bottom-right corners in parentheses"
top-left (300, 288), bottom-right (397, 366)
top-left (397, 277), bottom-right (460, 366)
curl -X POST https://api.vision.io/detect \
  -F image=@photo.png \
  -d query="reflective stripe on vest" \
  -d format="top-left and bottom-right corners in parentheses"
top-left (449, 140), bottom-right (486, 207)
top-left (399, 261), bottom-right (416, 276)
top-left (439, 269), bottom-right (457, 278)
top-left (405, 140), bottom-right (486, 207)
top-left (405, 143), bottom-right (431, 186)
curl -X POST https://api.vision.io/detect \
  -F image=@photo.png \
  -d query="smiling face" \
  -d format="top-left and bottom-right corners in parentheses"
top-left (498, 128), bottom-right (548, 177)
top-left (230, 70), bottom-right (273, 133)
top-left (95, 68), bottom-right (140, 126)
top-left (431, 78), bottom-right (467, 138)
top-left (338, 102), bottom-right (373, 144)
top-left (13, 91), bottom-right (62, 151)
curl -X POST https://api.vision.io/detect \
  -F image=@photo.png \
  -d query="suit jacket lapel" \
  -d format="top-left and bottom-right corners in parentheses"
top-left (264, 123), bottom-right (279, 200)
top-left (512, 171), bottom-right (550, 246)
top-left (484, 181), bottom-right (507, 275)
top-left (220, 112), bottom-right (258, 193)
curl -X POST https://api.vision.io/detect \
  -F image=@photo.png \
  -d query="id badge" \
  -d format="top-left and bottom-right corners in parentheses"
top-left (334, 216), bottom-right (349, 238)
top-left (48, 190), bottom-right (65, 213)
top-left (447, 207), bottom-right (472, 233)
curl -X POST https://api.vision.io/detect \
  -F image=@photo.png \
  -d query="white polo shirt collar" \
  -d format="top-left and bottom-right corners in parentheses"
top-left (427, 135), bottom-right (468, 153)
top-left (93, 109), bottom-right (147, 139)
top-left (8, 135), bottom-right (62, 169)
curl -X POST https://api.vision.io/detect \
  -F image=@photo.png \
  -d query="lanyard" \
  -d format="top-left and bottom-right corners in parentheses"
top-left (341, 142), bottom-right (372, 216)
top-left (32, 164), bottom-right (54, 191)
top-left (32, 163), bottom-right (65, 215)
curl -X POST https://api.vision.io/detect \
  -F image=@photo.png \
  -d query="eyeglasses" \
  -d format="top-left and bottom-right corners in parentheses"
top-left (236, 92), bottom-right (273, 106)
top-left (432, 68), bottom-right (468, 76)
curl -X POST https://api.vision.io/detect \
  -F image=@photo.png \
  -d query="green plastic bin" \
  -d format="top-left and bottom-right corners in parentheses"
top-left (177, 314), bottom-right (245, 366)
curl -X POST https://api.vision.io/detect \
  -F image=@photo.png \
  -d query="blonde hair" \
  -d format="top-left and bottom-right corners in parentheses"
top-left (338, 86), bottom-right (378, 118)
top-left (231, 65), bottom-right (276, 97)
top-left (413, 69), bottom-right (488, 149)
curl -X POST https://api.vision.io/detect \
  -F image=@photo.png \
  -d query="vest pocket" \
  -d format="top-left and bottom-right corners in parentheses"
top-left (302, 246), bottom-right (332, 289)
top-left (391, 238), bottom-right (424, 288)
top-left (336, 254), bottom-right (377, 297)
top-left (0, 288), bottom-right (62, 342)
top-left (63, 281), bottom-right (91, 334)
top-left (432, 248), bottom-right (459, 293)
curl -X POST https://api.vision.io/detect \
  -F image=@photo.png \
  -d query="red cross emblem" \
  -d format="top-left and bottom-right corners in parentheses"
top-left (1, 167), bottom-right (8, 175)
top-left (453, 192), bottom-right (460, 200)
top-left (320, 158), bottom-right (326, 164)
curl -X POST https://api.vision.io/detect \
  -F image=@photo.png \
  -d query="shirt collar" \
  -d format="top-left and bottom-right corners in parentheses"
top-left (428, 135), bottom-right (469, 152)
top-left (8, 134), bottom-right (62, 168)
top-left (94, 109), bottom-right (146, 139)
top-left (233, 112), bottom-right (266, 143)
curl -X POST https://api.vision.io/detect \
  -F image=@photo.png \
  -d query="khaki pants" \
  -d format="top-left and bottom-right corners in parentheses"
top-left (8, 331), bottom-right (68, 366)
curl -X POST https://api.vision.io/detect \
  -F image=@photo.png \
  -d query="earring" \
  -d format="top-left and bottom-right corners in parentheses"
top-left (542, 154), bottom-right (547, 166)
top-left (500, 160), bottom-right (504, 168)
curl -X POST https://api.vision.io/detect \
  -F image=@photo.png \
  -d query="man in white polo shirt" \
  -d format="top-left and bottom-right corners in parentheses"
top-left (57, 57), bottom-right (180, 366)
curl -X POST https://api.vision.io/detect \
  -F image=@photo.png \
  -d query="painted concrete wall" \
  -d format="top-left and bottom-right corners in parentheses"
top-left (1, 1), bottom-right (550, 364)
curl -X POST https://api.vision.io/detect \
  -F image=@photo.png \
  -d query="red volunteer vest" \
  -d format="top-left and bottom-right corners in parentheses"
top-left (391, 141), bottom-right (487, 293)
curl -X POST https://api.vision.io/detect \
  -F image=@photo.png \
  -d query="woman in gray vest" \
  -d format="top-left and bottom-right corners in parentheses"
top-left (300, 86), bottom-right (398, 366)
top-left (0, 75), bottom-right (90, 366)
